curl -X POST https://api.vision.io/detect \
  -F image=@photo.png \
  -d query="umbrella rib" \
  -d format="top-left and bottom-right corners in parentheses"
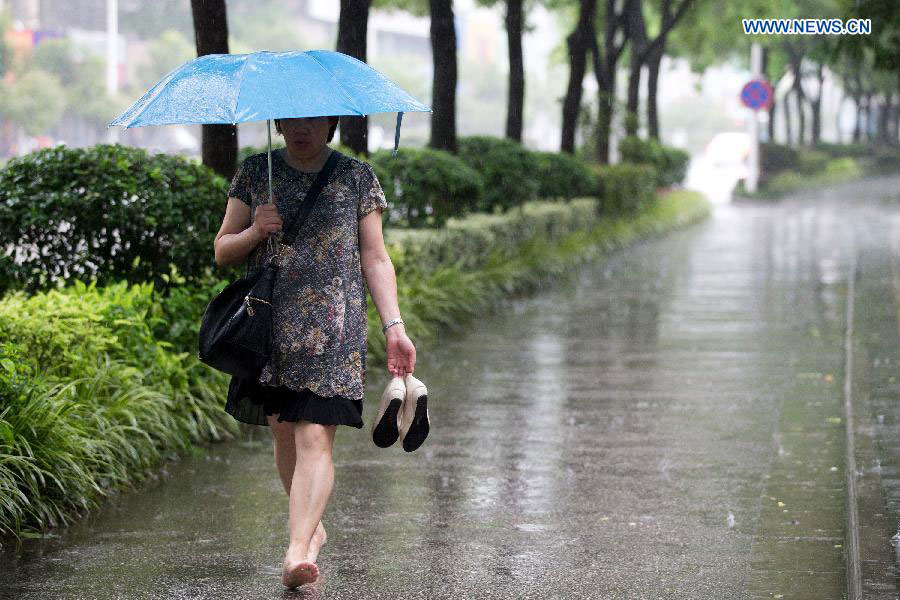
top-left (231, 53), bottom-right (258, 123)
top-left (308, 53), bottom-right (367, 117)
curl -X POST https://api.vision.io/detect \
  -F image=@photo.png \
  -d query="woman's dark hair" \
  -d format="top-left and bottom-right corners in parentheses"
top-left (274, 116), bottom-right (340, 143)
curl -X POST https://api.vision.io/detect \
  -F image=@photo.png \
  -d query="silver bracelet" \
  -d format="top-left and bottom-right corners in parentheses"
top-left (381, 317), bottom-right (404, 333)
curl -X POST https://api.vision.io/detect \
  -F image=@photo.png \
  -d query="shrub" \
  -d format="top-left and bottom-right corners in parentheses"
top-left (815, 142), bottom-right (870, 159)
top-left (595, 163), bottom-right (657, 214)
top-left (533, 151), bottom-right (597, 200)
top-left (618, 136), bottom-right (689, 188)
top-left (368, 147), bottom-right (483, 227)
top-left (823, 157), bottom-right (861, 180)
top-left (764, 171), bottom-right (807, 196)
top-left (869, 146), bottom-right (900, 174)
top-left (796, 149), bottom-right (830, 175)
top-left (0, 144), bottom-right (227, 295)
top-left (456, 136), bottom-right (540, 213)
top-left (760, 143), bottom-right (800, 177)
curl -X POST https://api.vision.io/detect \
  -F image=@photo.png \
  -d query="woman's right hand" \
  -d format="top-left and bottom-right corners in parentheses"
top-left (251, 203), bottom-right (283, 243)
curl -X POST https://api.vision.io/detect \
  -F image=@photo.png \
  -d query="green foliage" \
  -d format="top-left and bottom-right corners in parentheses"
top-left (367, 190), bottom-right (711, 362)
top-left (533, 151), bottom-right (597, 200)
top-left (368, 147), bottom-right (483, 227)
top-left (796, 150), bottom-right (830, 175)
top-left (138, 29), bottom-right (196, 91)
top-left (618, 136), bottom-right (689, 188)
top-left (760, 143), bottom-right (800, 177)
top-left (814, 142), bottom-right (871, 159)
top-left (869, 146), bottom-right (900, 174)
top-left (0, 70), bottom-right (67, 135)
top-left (383, 198), bottom-right (598, 277)
top-left (0, 279), bottom-right (237, 539)
top-left (595, 163), bottom-right (658, 214)
top-left (456, 136), bottom-right (541, 212)
top-left (0, 144), bottom-right (229, 295)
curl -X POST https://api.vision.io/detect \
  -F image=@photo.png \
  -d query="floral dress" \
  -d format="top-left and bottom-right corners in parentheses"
top-left (223, 148), bottom-right (388, 428)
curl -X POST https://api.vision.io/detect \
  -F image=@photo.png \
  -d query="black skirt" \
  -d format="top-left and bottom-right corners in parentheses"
top-left (225, 375), bottom-right (364, 428)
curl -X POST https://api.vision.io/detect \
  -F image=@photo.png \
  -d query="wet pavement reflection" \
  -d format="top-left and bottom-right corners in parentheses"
top-left (2, 176), bottom-right (899, 599)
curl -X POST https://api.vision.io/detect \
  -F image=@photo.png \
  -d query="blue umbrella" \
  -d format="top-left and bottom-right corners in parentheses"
top-left (110, 49), bottom-right (431, 206)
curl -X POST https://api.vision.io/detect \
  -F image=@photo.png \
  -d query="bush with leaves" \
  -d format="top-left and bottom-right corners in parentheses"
top-left (532, 151), bottom-right (597, 200)
top-left (595, 163), bottom-right (657, 214)
top-left (0, 144), bottom-right (228, 294)
top-left (618, 136), bottom-right (689, 188)
top-left (368, 147), bottom-right (483, 227)
top-left (759, 143), bottom-right (800, 178)
top-left (456, 136), bottom-right (540, 212)
top-left (796, 150), bottom-right (830, 175)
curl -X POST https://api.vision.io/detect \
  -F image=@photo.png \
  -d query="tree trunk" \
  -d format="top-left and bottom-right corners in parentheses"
top-left (625, 48), bottom-right (642, 136)
top-left (561, 0), bottom-right (596, 154)
top-left (505, 0), bottom-right (525, 142)
top-left (646, 44), bottom-right (663, 139)
top-left (588, 0), bottom-right (624, 164)
top-left (190, 0), bottom-right (237, 181)
top-left (853, 97), bottom-right (861, 143)
top-left (792, 66), bottom-right (805, 146)
top-left (784, 89), bottom-right (794, 145)
top-left (429, 0), bottom-right (458, 152)
top-left (337, 0), bottom-right (371, 156)
top-left (762, 47), bottom-right (775, 143)
top-left (808, 63), bottom-right (823, 145)
top-left (862, 94), bottom-right (872, 141)
top-left (768, 96), bottom-right (777, 143)
top-left (877, 95), bottom-right (892, 143)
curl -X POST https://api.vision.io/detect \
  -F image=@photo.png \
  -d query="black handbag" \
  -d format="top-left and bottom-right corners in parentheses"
top-left (197, 150), bottom-right (343, 379)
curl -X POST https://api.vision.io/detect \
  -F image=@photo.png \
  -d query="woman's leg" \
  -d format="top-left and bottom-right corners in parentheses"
top-left (283, 420), bottom-right (336, 583)
top-left (269, 414), bottom-right (328, 554)
top-left (268, 414), bottom-right (296, 494)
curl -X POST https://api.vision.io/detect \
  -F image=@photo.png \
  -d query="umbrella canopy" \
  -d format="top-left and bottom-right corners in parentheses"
top-left (109, 49), bottom-right (430, 216)
top-left (110, 50), bottom-right (430, 128)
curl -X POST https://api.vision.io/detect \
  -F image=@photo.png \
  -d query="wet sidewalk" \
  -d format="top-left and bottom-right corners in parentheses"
top-left (2, 177), bottom-right (899, 599)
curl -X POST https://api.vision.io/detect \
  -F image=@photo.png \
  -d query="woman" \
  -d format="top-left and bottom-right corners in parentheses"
top-left (212, 115), bottom-right (417, 588)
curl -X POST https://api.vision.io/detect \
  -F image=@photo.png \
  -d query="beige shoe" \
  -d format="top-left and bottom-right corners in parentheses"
top-left (399, 373), bottom-right (430, 452)
top-left (372, 376), bottom-right (406, 448)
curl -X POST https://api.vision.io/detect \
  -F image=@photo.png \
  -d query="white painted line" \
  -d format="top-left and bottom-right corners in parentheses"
top-left (844, 253), bottom-right (862, 600)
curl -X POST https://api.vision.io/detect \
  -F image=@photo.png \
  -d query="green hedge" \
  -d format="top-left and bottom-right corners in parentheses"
top-left (0, 144), bottom-right (227, 295)
top-left (595, 163), bottom-right (658, 214)
top-left (456, 136), bottom-right (540, 212)
top-left (368, 147), bottom-right (483, 227)
top-left (618, 136), bottom-right (689, 188)
top-left (533, 151), bottom-right (597, 200)
top-left (366, 190), bottom-right (711, 360)
top-left (760, 143), bottom-right (800, 177)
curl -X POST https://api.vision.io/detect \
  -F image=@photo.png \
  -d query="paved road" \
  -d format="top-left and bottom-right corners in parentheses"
top-left (2, 177), bottom-right (899, 599)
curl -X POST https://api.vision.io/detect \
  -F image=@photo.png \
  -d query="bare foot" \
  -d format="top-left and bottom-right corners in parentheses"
top-left (282, 556), bottom-right (318, 589)
top-left (282, 542), bottom-right (318, 588)
top-left (307, 522), bottom-right (328, 564)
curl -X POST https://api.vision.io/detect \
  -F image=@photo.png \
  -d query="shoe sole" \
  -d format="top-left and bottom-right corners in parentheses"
top-left (372, 398), bottom-right (402, 448)
top-left (402, 395), bottom-right (430, 452)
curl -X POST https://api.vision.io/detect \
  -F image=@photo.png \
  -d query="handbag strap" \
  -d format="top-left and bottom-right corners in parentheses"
top-left (280, 149), bottom-right (344, 246)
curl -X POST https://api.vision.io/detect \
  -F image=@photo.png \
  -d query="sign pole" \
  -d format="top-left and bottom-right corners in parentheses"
top-left (747, 43), bottom-right (762, 194)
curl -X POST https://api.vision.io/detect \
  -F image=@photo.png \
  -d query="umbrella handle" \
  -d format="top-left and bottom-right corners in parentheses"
top-left (264, 119), bottom-right (281, 261)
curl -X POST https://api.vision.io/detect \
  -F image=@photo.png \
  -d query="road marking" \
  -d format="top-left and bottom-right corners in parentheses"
top-left (844, 253), bottom-right (862, 600)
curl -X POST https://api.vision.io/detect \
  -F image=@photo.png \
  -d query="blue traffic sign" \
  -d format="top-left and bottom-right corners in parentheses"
top-left (741, 79), bottom-right (774, 111)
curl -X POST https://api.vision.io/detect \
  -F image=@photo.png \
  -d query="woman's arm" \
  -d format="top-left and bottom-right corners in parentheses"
top-left (214, 198), bottom-right (283, 268)
top-left (359, 208), bottom-right (416, 377)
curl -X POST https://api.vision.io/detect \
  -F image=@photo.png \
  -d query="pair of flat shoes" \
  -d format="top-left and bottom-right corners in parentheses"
top-left (372, 374), bottom-right (430, 452)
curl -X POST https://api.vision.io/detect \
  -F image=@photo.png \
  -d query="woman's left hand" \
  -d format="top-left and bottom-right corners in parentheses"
top-left (385, 327), bottom-right (416, 378)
